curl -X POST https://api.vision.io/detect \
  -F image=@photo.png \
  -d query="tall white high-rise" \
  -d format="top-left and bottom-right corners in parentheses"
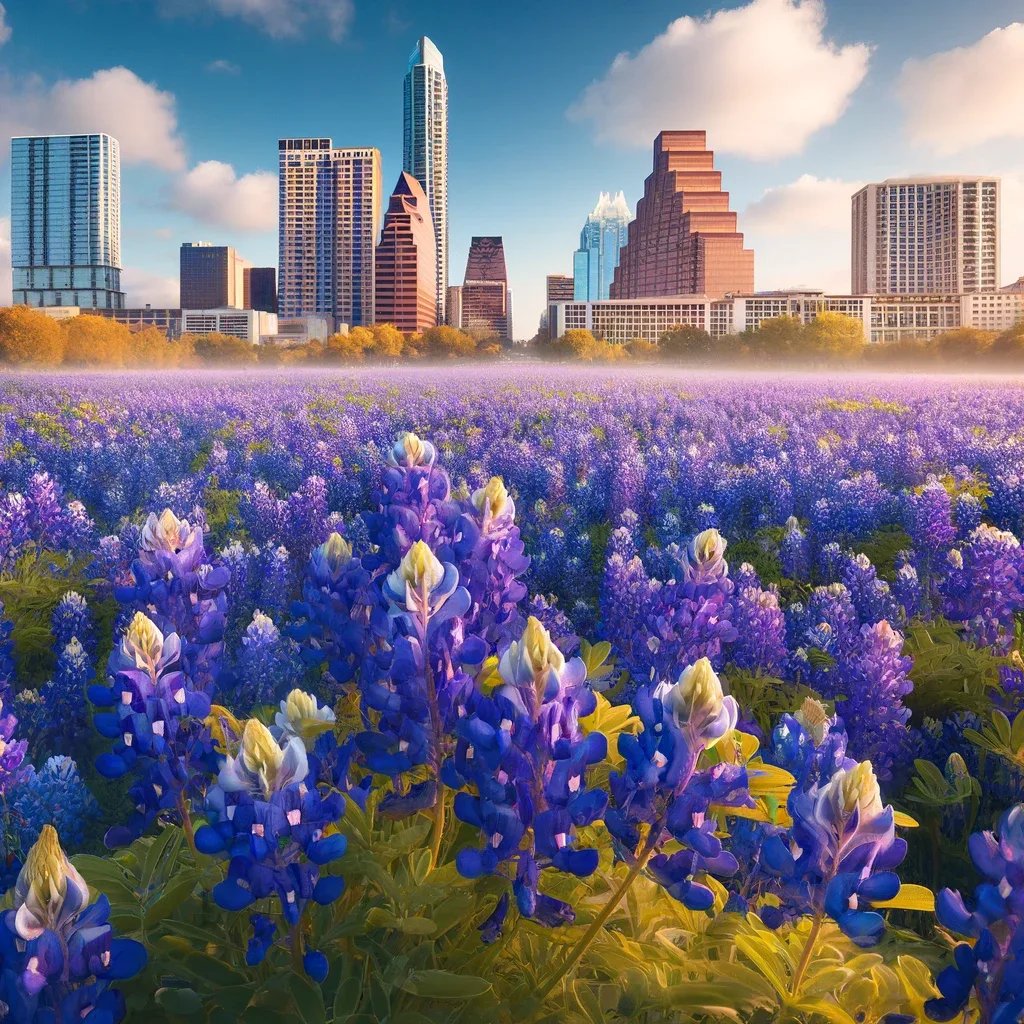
top-left (277, 138), bottom-right (382, 327)
top-left (10, 133), bottom-right (124, 309)
top-left (403, 36), bottom-right (448, 325)
top-left (852, 177), bottom-right (1000, 295)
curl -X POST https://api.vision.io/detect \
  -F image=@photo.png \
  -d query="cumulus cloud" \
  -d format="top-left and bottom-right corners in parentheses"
top-left (568, 0), bottom-right (870, 159)
top-left (121, 267), bottom-right (181, 308)
top-left (161, 0), bottom-right (354, 41)
top-left (0, 217), bottom-right (11, 306)
top-left (898, 23), bottom-right (1024, 154)
top-left (0, 4), bottom-right (11, 46)
top-left (0, 67), bottom-right (185, 170)
top-left (743, 174), bottom-right (863, 292)
top-left (206, 58), bottom-right (240, 74)
top-left (169, 161), bottom-right (277, 231)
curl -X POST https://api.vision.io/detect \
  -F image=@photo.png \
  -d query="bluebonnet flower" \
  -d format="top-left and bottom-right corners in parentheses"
top-left (730, 586), bottom-right (788, 675)
top-left (232, 610), bottom-right (302, 712)
top-left (195, 703), bottom-right (346, 980)
top-left (605, 658), bottom-right (750, 910)
top-left (13, 756), bottom-right (99, 852)
top-left (0, 826), bottom-right (146, 1023)
top-left (892, 553), bottom-right (923, 619)
top-left (90, 612), bottom-right (213, 846)
top-left (37, 639), bottom-right (94, 758)
top-left (51, 592), bottom-right (93, 654)
top-left (928, 803), bottom-right (1024, 1022)
top-left (768, 698), bottom-right (855, 789)
top-left (448, 617), bottom-right (607, 928)
top-left (761, 761), bottom-right (907, 946)
top-left (780, 517), bottom-right (811, 580)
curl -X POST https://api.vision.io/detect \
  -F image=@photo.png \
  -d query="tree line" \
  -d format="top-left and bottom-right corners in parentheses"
top-left (0, 307), bottom-right (505, 368)
top-left (532, 311), bottom-right (1024, 367)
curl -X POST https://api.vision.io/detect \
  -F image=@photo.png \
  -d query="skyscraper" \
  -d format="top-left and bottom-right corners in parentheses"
top-left (573, 192), bottom-right (631, 301)
top-left (611, 131), bottom-right (754, 301)
top-left (244, 267), bottom-right (278, 313)
top-left (852, 177), bottom-right (1000, 294)
top-left (179, 242), bottom-right (249, 309)
top-left (459, 236), bottom-right (512, 340)
top-left (546, 274), bottom-right (574, 304)
top-left (10, 133), bottom-right (124, 309)
top-left (375, 172), bottom-right (437, 332)
top-left (403, 36), bottom-right (448, 325)
top-left (278, 138), bottom-right (382, 327)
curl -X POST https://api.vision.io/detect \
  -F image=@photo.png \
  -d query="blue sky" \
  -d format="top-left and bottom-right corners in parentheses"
top-left (1, 0), bottom-right (1023, 336)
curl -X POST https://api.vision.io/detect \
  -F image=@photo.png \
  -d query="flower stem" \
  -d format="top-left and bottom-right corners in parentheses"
top-left (428, 788), bottom-right (446, 871)
top-left (176, 792), bottom-right (198, 856)
top-left (535, 843), bottom-right (654, 1003)
top-left (789, 913), bottom-right (824, 999)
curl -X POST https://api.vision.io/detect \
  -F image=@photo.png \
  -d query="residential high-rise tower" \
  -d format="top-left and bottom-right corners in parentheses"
top-left (10, 133), bottom-right (124, 309)
top-left (278, 138), bottom-right (382, 328)
top-left (852, 177), bottom-right (1000, 294)
top-left (573, 191), bottom-right (631, 301)
top-left (611, 131), bottom-right (754, 301)
top-left (375, 172), bottom-right (437, 332)
top-left (403, 36), bottom-right (448, 324)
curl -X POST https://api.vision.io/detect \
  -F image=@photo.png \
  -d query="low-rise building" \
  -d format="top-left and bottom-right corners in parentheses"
top-left (181, 308), bottom-right (277, 344)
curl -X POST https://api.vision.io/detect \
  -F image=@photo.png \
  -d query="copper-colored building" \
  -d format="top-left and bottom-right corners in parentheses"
top-left (459, 236), bottom-right (512, 340)
top-left (374, 172), bottom-right (437, 332)
top-left (611, 131), bottom-right (754, 301)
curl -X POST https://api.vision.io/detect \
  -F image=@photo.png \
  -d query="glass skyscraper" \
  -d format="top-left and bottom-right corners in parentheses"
top-left (403, 36), bottom-right (448, 325)
top-left (572, 191), bottom-right (631, 302)
top-left (10, 133), bottom-right (124, 309)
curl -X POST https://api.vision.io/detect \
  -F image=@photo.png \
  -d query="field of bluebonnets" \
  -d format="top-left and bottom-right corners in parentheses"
top-left (2, 364), bottom-right (1024, 1023)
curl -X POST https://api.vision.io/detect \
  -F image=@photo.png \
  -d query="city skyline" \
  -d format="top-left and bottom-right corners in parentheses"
top-left (0, 0), bottom-right (1023, 336)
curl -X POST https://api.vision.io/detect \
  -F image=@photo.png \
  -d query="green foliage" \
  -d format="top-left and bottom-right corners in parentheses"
top-left (965, 710), bottom-right (1024, 776)
top-left (724, 670), bottom-right (821, 738)
top-left (903, 616), bottom-right (1003, 719)
top-left (857, 527), bottom-right (913, 578)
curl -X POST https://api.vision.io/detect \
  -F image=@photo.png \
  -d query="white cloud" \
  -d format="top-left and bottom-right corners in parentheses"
top-left (169, 160), bottom-right (277, 231)
top-left (0, 4), bottom-right (11, 46)
top-left (162, 0), bottom-right (354, 41)
top-left (121, 267), bottom-right (180, 308)
top-left (743, 174), bottom-right (863, 292)
top-left (0, 67), bottom-right (185, 170)
top-left (0, 217), bottom-right (11, 306)
top-left (898, 23), bottom-right (1024, 154)
top-left (567, 0), bottom-right (870, 159)
top-left (206, 58), bottom-right (240, 74)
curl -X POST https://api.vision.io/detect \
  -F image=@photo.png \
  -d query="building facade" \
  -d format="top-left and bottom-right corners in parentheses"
top-left (546, 274), bottom-right (574, 304)
top-left (404, 36), bottom-right (448, 325)
top-left (375, 172), bottom-right (437, 333)
top-left (549, 290), bottom-right (1024, 347)
top-left (179, 242), bottom-right (249, 309)
top-left (243, 267), bottom-right (278, 313)
top-left (851, 177), bottom-right (1000, 295)
top-left (611, 131), bottom-right (754, 301)
top-left (93, 306), bottom-right (183, 338)
top-left (10, 133), bottom-right (124, 309)
top-left (458, 236), bottom-right (512, 340)
top-left (277, 138), bottom-right (382, 328)
top-left (181, 308), bottom-right (277, 344)
top-left (573, 191), bottom-right (631, 301)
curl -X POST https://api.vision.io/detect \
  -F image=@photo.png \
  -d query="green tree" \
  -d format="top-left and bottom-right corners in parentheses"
top-left (0, 306), bottom-right (66, 366)
top-left (188, 332), bottom-right (259, 365)
top-left (932, 327), bottom-right (994, 362)
top-left (659, 325), bottom-right (713, 360)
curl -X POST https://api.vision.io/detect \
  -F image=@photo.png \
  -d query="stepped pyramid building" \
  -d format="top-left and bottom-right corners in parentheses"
top-left (610, 131), bottom-right (754, 301)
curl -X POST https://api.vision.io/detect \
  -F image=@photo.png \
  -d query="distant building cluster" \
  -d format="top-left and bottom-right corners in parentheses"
top-left (545, 135), bottom-right (1020, 347)
top-left (7, 35), bottom-right (519, 345)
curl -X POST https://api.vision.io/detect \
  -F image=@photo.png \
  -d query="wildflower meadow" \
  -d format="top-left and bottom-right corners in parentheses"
top-left (1, 365), bottom-right (1023, 1023)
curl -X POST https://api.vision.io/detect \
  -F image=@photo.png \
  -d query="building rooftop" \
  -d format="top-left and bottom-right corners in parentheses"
top-left (409, 35), bottom-right (444, 73)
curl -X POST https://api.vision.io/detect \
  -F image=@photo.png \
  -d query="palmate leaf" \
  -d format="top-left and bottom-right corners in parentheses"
top-left (965, 709), bottom-right (1024, 774)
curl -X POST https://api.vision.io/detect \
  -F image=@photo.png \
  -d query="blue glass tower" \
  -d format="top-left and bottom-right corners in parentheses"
top-left (10, 133), bottom-right (124, 309)
top-left (572, 191), bottom-right (631, 302)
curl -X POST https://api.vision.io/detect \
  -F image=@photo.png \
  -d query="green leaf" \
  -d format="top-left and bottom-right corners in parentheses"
top-left (397, 970), bottom-right (492, 1000)
top-left (289, 974), bottom-right (326, 1024)
top-left (155, 987), bottom-right (204, 1015)
top-left (143, 871), bottom-right (201, 927)
top-left (333, 977), bottom-right (363, 1018)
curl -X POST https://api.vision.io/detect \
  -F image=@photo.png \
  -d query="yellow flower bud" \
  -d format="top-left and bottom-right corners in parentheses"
top-left (399, 431), bottom-right (427, 465)
top-left (693, 528), bottom-right (726, 564)
top-left (22, 825), bottom-right (68, 912)
top-left (123, 612), bottom-right (164, 668)
top-left (323, 532), bottom-right (353, 568)
top-left (396, 540), bottom-right (444, 592)
top-left (521, 616), bottom-right (565, 679)
top-left (794, 697), bottom-right (830, 746)
top-left (473, 476), bottom-right (510, 520)
top-left (240, 718), bottom-right (285, 791)
top-left (828, 761), bottom-right (884, 823)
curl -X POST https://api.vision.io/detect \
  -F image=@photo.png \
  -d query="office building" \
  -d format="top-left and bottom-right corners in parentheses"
top-left (852, 177), bottom-right (1000, 294)
top-left (546, 274), bottom-right (574, 304)
top-left (611, 131), bottom-right (754, 301)
top-left (278, 138), bottom-right (382, 328)
top-left (93, 306), bottom-right (183, 338)
top-left (244, 267), bottom-right (278, 313)
top-left (549, 290), bottom-right (1024, 347)
top-left (404, 36), bottom-right (448, 324)
top-left (458, 236), bottom-right (512, 340)
top-left (181, 308), bottom-right (277, 344)
top-left (375, 172), bottom-right (436, 332)
top-left (573, 192), bottom-right (631, 301)
top-left (10, 133), bottom-right (124, 309)
top-left (446, 285), bottom-right (463, 328)
top-left (179, 243), bottom-right (249, 309)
